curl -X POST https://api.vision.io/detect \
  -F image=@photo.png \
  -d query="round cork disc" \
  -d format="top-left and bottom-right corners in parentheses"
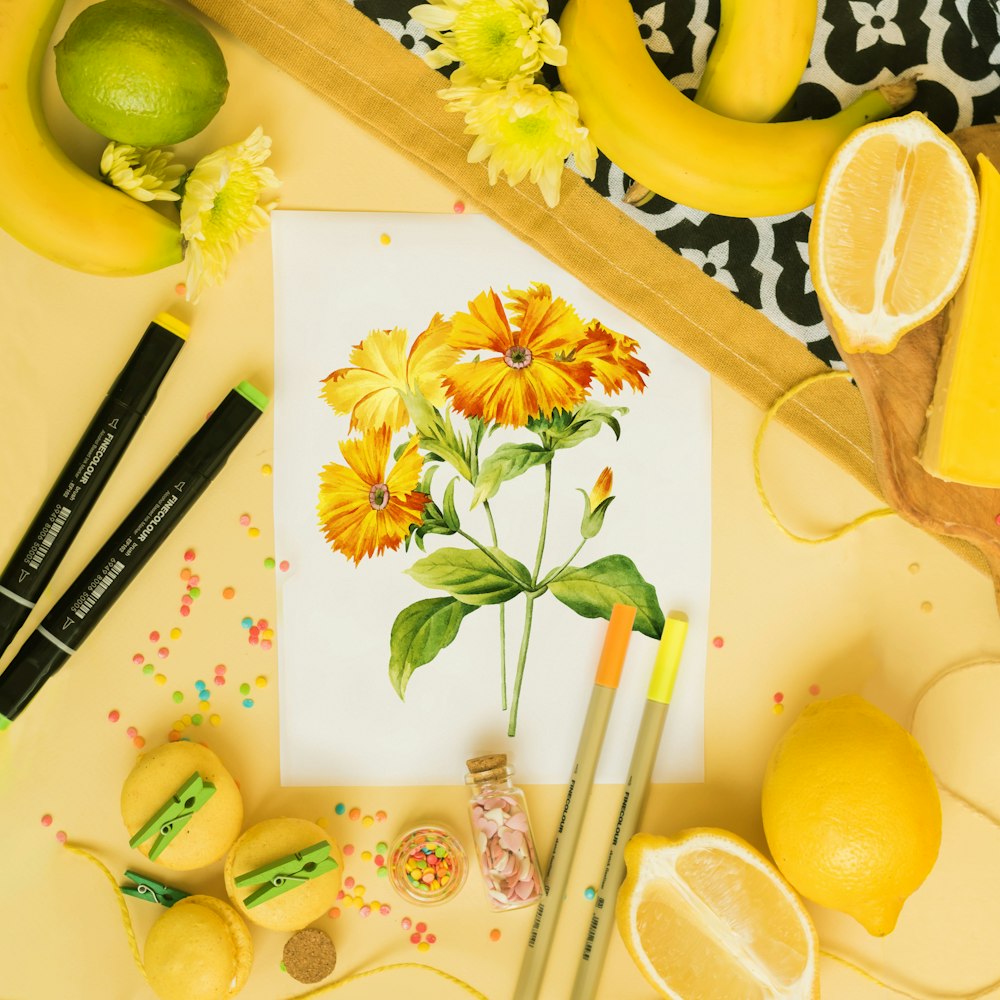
top-left (282, 927), bottom-right (337, 984)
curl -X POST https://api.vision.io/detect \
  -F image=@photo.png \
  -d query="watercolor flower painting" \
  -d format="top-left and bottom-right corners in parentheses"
top-left (317, 283), bottom-right (664, 735)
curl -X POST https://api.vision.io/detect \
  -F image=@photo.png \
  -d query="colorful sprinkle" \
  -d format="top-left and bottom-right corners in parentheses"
top-left (169, 628), bottom-right (181, 640)
top-left (808, 683), bottom-right (821, 696)
top-left (41, 814), bottom-right (52, 827)
top-left (344, 877), bottom-right (355, 890)
top-left (995, 513), bottom-right (1000, 527)
top-left (773, 703), bottom-right (784, 715)
top-left (214, 676), bottom-right (225, 687)
top-left (584, 886), bottom-right (596, 900)
top-left (426, 934), bottom-right (436, 944)
top-left (215, 664), bottom-right (227, 675)
top-left (374, 854), bottom-right (385, 867)
top-left (453, 200), bottom-right (466, 214)
top-left (184, 549), bottom-right (196, 562)
top-left (773, 692), bottom-right (784, 704)
top-left (380, 233), bottom-right (392, 245)
top-left (132, 653), bottom-right (144, 665)
top-left (157, 647), bottom-right (169, 659)
top-left (362, 815), bottom-right (374, 828)
top-left (222, 586), bottom-right (236, 600)
top-left (240, 683), bottom-right (251, 695)
top-left (376, 810), bottom-right (387, 822)
top-left (260, 640), bottom-right (272, 651)
top-left (248, 527), bottom-right (260, 538)
top-left (489, 928), bottom-right (501, 942)
top-left (154, 674), bottom-right (167, 686)
top-left (360, 905), bottom-right (371, 917)
top-left (344, 844), bottom-right (355, 856)
top-left (349, 807), bottom-right (361, 821)
top-left (279, 560), bottom-right (290, 572)
top-left (335, 803), bottom-right (346, 815)
top-left (180, 568), bottom-right (192, 581)
top-left (239, 513), bottom-right (251, 526)
top-left (142, 664), bottom-right (154, 675)
top-left (133, 736), bottom-right (145, 749)
top-left (377, 866), bottom-right (388, 878)
top-left (380, 904), bottom-right (391, 915)
top-left (108, 710), bottom-right (120, 723)
top-left (255, 676), bottom-right (268, 689)
top-left (410, 932), bottom-right (422, 944)
top-left (261, 464), bottom-right (272, 476)
top-left (417, 942), bottom-right (430, 953)
top-left (416, 922), bottom-right (427, 934)
top-left (174, 282), bottom-right (187, 296)
top-left (126, 726), bottom-right (137, 738)
top-left (361, 851), bottom-right (372, 863)
top-left (210, 714), bottom-right (221, 726)
top-left (149, 631), bottom-right (160, 642)
top-left (168, 730), bottom-right (182, 741)
top-left (264, 557), bottom-right (275, 569)
top-left (241, 618), bottom-right (252, 630)
top-left (401, 917), bottom-right (412, 931)
top-left (376, 841), bottom-right (388, 853)
top-left (328, 907), bottom-right (341, 919)
top-left (181, 594), bottom-right (193, 606)
top-left (179, 605), bottom-right (191, 617)
top-left (909, 562), bottom-right (921, 574)
top-left (56, 830), bottom-right (67, 844)
top-left (188, 587), bottom-right (201, 599)
top-left (921, 601), bottom-right (933, 613)
top-left (258, 619), bottom-right (269, 629)
top-left (712, 636), bottom-right (725, 648)
top-left (242, 698), bottom-right (254, 709)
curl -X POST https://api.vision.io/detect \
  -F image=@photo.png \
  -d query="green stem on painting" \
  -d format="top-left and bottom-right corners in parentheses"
top-left (538, 537), bottom-right (588, 589)
top-left (507, 594), bottom-right (535, 737)
top-left (531, 460), bottom-right (553, 584)
top-left (484, 501), bottom-right (508, 712)
top-left (455, 528), bottom-right (512, 576)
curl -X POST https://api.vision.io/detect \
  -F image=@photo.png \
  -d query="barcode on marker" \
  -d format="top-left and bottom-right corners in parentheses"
top-left (582, 913), bottom-right (600, 960)
top-left (28, 507), bottom-right (71, 569)
top-left (75, 560), bottom-right (126, 618)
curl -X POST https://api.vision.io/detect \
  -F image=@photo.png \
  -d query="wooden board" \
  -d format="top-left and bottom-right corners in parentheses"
top-left (830, 124), bottom-right (1000, 613)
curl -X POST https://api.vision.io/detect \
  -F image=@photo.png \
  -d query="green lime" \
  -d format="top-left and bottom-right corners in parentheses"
top-left (55, 0), bottom-right (229, 146)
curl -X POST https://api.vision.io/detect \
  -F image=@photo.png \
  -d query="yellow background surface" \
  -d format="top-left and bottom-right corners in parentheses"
top-left (2, 4), bottom-right (1000, 998)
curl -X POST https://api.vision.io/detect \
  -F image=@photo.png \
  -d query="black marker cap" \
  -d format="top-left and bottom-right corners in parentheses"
top-left (108, 313), bottom-right (189, 414)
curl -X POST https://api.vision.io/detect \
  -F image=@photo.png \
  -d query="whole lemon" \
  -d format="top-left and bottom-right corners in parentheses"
top-left (55, 0), bottom-right (228, 147)
top-left (762, 694), bottom-right (941, 936)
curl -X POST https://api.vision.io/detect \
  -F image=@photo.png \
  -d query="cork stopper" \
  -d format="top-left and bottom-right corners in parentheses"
top-left (467, 752), bottom-right (509, 783)
top-left (283, 928), bottom-right (337, 984)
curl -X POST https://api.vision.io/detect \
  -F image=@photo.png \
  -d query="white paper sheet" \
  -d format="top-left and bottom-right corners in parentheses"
top-left (272, 210), bottom-right (711, 785)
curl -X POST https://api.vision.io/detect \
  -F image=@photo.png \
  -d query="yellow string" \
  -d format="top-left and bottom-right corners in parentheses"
top-left (754, 370), bottom-right (895, 543)
top-left (65, 843), bottom-right (489, 1000)
top-left (818, 656), bottom-right (1000, 999)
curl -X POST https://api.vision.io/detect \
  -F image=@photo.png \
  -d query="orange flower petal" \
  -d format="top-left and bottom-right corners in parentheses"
top-left (577, 322), bottom-right (649, 394)
top-left (338, 427), bottom-right (390, 487)
top-left (408, 313), bottom-right (462, 407)
top-left (386, 436), bottom-right (424, 494)
top-left (506, 284), bottom-right (584, 355)
top-left (444, 355), bottom-right (590, 427)
top-left (450, 289), bottom-right (512, 352)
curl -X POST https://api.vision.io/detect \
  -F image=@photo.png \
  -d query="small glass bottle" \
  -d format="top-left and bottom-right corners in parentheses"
top-left (465, 753), bottom-right (543, 911)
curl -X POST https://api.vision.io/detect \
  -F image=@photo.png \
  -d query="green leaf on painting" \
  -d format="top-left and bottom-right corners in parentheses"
top-left (389, 597), bottom-right (478, 698)
top-left (533, 403), bottom-right (627, 452)
top-left (471, 443), bottom-right (552, 507)
top-left (442, 477), bottom-right (461, 531)
top-left (406, 546), bottom-right (530, 605)
top-left (548, 554), bottom-right (664, 638)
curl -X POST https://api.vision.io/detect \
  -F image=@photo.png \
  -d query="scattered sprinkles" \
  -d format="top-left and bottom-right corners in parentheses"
top-left (169, 627), bottom-right (181, 640)
top-left (489, 928), bottom-right (501, 942)
top-left (255, 676), bottom-right (268, 689)
top-left (132, 653), bottom-right (144, 665)
top-left (264, 557), bottom-right (276, 569)
top-left (157, 647), bottom-right (169, 659)
top-left (808, 683), bottom-right (821, 696)
top-left (279, 560), bottom-right (290, 572)
top-left (376, 810), bottom-right (387, 823)
top-left (909, 562), bottom-right (921, 574)
top-left (921, 601), bottom-right (933, 613)
top-left (154, 674), bottom-right (167, 686)
top-left (379, 233), bottom-right (391, 246)
top-left (174, 282), bottom-right (187, 296)
top-left (773, 703), bottom-right (784, 715)
top-left (453, 200), bottom-right (466, 214)
top-left (712, 636), bottom-right (724, 648)
top-left (248, 527), bottom-right (260, 538)
top-left (142, 664), bottom-right (154, 675)
top-left (349, 807), bottom-right (361, 821)
top-left (149, 631), bottom-right (160, 642)
top-left (184, 548), bottom-right (196, 562)
top-left (584, 886), bottom-right (596, 900)
top-left (41, 814), bottom-right (52, 827)
top-left (223, 586), bottom-right (236, 599)
top-left (242, 698), bottom-right (255, 709)
top-left (343, 844), bottom-right (355, 856)
top-left (261, 464), bottom-right (272, 476)
top-left (335, 803), bottom-right (346, 816)
top-left (773, 692), bottom-right (784, 704)
top-left (56, 830), bottom-right (67, 844)
top-left (239, 514), bottom-right (251, 527)
top-left (108, 710), bottom-right (120, 723)
top-left (362, 815), bottom-right (374, 828)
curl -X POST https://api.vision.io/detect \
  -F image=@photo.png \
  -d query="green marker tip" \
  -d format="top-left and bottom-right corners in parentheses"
top-left (236, 381), bottom-right (269, 412)
top-left (0, 712), bottom-right (10, 731)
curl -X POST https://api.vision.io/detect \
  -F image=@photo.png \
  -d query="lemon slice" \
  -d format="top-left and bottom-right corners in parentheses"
top-left (811, 111), bottom-right (978, 354)
top-left (616, 829), bottom-right (819, 999)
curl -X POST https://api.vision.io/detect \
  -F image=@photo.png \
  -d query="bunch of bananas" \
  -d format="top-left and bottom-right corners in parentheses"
top-left (0, 0), bottom-right (183, 276)
top-left (559, 0), bottom-right (915, 218)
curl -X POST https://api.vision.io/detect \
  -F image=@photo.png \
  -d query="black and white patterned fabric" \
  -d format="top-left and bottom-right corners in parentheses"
top-left (349, 0), bottom-right (1000, 367)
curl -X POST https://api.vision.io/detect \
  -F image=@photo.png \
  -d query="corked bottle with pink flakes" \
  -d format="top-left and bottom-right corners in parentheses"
top-left (465, 753), bottom-right (543, 911)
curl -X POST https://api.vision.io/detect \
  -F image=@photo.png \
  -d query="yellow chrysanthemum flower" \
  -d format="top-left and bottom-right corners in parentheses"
top-left (442, 77), bottom-right (596, 207)
top-left (321, 315), bottom-right (460, 433)
top-left (179, 127), bottom-right (280, 302)
top-left (100, 142), bottom-right (186, 202)
top-left (410, 0), bottom-right (566, 79)
top-left (318, 429), bottom-right (429, 564)
top-left (443, 284), bottom-right (592, 427)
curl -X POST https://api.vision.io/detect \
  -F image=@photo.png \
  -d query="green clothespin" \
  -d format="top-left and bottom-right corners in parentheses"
top-left (128, 771), bottom-right (216, 861)
top-left (121, 870), bottom-right (189, 908)
top-left (235, 841), bottom-right (338, 909)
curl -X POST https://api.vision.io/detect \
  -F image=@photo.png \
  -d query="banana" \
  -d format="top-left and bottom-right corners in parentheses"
top-left (695, 0), bottom-right (818, 123)
top-left (559, 0), bottom-right (915, 218)
top-left (0, 0), bottom-right (183, 276)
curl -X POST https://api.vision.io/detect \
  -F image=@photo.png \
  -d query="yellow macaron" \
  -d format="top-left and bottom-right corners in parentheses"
top-left (122, 742), bottom-right (243, 871)
top-left (224, 818), bottom-right (343, 931)
top-left (144, 895), bottom-right (253, 1000)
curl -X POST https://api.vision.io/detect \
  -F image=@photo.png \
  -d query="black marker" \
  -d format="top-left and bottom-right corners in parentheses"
top-left (0, 313), bottom-right (189, 659)
top-left (0, 382), bottom-right (268, 727)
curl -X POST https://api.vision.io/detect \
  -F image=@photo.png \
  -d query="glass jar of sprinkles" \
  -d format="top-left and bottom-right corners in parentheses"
top-left (388, 825), bottom-right (467, 905)
top-left (465, 753), bottom-right (543, 911)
